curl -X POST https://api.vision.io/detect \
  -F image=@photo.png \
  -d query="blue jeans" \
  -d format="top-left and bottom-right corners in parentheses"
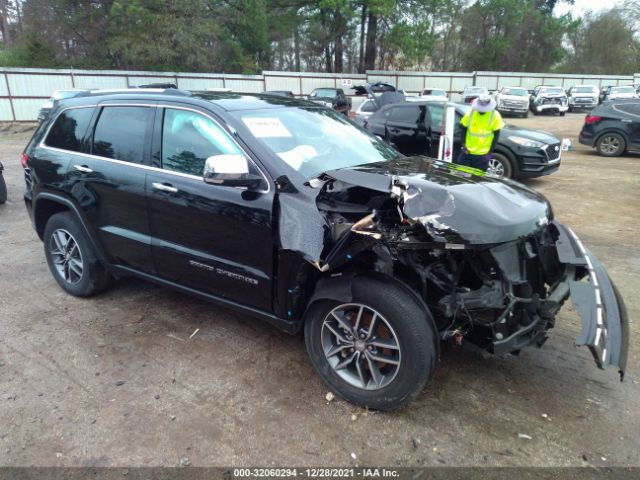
top-left (456, 151), bottom-right (489, 171)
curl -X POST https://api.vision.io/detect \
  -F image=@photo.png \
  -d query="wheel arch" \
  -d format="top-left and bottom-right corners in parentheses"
top-left (595, 128), bottom-right (630, 150)
top-left (34, 193), bottom-right (110, 267)
top-left (303, 270), bottom-right (440, 355)
top-left (492, 146), bottom-right (519, 178)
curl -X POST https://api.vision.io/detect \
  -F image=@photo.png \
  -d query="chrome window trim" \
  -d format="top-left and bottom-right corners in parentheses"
top-left (39, 103), bottom-right (272, 194)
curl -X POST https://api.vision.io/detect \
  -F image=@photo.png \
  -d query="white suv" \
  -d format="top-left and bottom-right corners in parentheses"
top-left (567, 85), bottom-right (599, 112)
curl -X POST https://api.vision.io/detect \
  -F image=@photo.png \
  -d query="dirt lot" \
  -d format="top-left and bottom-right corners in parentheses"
top-left (0, 113), bottom-right (638, 468)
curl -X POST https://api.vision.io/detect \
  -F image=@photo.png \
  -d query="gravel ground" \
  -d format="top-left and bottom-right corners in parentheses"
top-left (0, 113), bottom-right (638, 468)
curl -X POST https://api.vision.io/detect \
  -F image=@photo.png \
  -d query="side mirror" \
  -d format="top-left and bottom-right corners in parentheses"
top-left (203, 154), bottom-right (262, 189)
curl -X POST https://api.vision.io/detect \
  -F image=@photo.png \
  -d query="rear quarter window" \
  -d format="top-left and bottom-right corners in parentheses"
top-left (44, 107), bottom-right (95, 152)
top-left (388, 106), bottom-right (420, 124)
top-left (614, 103), bottom-right (640, 116)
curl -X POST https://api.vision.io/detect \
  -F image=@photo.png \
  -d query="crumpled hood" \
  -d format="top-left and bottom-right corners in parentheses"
top-left (325, 157), bottom-right (552, 244)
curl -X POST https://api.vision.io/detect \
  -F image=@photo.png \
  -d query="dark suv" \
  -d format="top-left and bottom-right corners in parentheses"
top-left (365, 102), bottom-right (561, 179)
top-left (23, 90), bottom-right (628, 410)
top-left (579, 100), bottom-right (640, 157)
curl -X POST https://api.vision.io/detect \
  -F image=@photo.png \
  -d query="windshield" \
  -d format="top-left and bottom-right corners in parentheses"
top-left (611, 86), bottom-right (635, 93)
top-left (235, 107), bottom-right (399, 179)
top-left (502, 88), bottom-right (527, 96)
top-left (465, 87), bottom-right (487, 94)
top-left (310, 88), bottom-right (338, 99)
top-left (540, 87), bottom-right (565, 95)
top-left (423, 89), bottom-right (446, 96)
top-left (575, 86), bottom-right (597, 93)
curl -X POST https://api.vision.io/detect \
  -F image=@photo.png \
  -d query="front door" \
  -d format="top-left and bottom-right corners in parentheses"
top-left (146, 106), bottom-right (274, 311)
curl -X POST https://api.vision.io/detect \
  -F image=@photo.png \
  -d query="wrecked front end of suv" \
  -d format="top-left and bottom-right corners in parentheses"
top-left (282, 158), bottom-right (628, 380)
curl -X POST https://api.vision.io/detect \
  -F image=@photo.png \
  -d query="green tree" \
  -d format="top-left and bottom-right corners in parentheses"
top-left (560, 8), bottom-right (640, 75)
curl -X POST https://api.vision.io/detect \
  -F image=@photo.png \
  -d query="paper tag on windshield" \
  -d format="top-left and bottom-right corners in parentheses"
top-left (242, 117), bottom-right (292, 138)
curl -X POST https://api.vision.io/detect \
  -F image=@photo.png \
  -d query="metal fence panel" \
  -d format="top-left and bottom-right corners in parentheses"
top-left (0, 99), bottom-right (13, 120)
top-left (8, 73), bottom-right (73, 96)
top-left (225, 79), bottom-right (263, 93)
top-left (264, 75), bottom-right (300, 94)
top-left (301, 77), bottom-right (338, 93)
top-left (2, 67), bottom-right (639, 121)
top-left (176, 77), bottom-right (224, 90)
top-left (73, 75), bottom-right (128, 89)
top-left (12, 98), bottom-right (43, 121)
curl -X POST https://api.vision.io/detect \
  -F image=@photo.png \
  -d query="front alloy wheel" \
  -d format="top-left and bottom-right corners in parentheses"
top-left (321, 303), bottom-right (401, 390)
top-left (486, 153), bottom-right (513, 178)
top-left (49, 229), bottom-right (84, 285)
top-left (304, 276), bottom-right (438, 410)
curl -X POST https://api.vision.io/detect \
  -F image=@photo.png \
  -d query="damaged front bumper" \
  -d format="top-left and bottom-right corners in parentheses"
top-left (553, 222), bottom-right (629, 380)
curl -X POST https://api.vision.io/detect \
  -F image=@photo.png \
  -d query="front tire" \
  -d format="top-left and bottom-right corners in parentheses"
top-left (597, 132), bottom-right (626, 157)
top-left (487, 152), bottom-right (513, 178)
top-left (304, 276), bottom-right (438, 410)
top-left (43, 212), bottom-right (112, 297)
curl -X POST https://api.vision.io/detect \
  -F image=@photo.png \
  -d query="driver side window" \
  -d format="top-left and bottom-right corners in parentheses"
top-left (161, 108), bottom-right (241, 176)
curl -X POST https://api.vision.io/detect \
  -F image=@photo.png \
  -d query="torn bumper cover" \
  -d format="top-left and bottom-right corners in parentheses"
top-left (554, 221), bottom-right (629, 380)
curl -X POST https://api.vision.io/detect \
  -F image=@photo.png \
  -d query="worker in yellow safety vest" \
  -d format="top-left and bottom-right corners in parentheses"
top-left (458, 93), bottom-right (505, 171)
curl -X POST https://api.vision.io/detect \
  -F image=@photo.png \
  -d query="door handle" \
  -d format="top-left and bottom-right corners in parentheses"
top-left (73, 165), bottom-right (93, 173)
top-left (152, 182), bottom-right (178, 193)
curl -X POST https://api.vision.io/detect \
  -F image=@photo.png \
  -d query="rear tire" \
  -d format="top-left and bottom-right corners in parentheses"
top-left (43, 212), bottom-right (112, 297)
top-left (304, 276), bottom-right (438, 411)
top-left (596, 133), bottom-right (626, 157)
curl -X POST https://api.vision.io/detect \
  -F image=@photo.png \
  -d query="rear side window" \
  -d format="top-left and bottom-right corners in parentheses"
top-left (361, 100), bottom-right (376, 113)
top-left (45, 108), bottom-right (94, 152)
top-left (92, 106), bottom-right (152, 163)
top-left (161, 108), bottom-right (242, 176)
top-left (614, 103), bottom-right (640, 116)
top-left (389, 106), bottom-right (420, 124)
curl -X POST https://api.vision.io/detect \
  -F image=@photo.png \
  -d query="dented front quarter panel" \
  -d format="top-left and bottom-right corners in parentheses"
top-left (274, 156), bottom-right (629, 380)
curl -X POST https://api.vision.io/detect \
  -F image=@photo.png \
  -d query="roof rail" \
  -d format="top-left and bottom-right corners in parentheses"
top-left (86, 88), bottom-right (191, 96)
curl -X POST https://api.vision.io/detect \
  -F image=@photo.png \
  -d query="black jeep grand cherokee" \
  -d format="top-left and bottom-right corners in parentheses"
top-left (23, 90), bottom-right (628, 410)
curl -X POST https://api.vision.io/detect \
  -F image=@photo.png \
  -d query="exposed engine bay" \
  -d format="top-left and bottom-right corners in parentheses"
top-left (276, 157), bottom-right (628, 378)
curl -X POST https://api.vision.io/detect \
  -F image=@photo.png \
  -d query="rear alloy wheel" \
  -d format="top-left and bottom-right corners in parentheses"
top-left (597, 133), bottom-right (626, 157)
top-left (304, 276), bottom-right (437, 410)
top-left (487, 152), bottom-right (513, 178)
top-left (44, 212), bottom-right (112, 297)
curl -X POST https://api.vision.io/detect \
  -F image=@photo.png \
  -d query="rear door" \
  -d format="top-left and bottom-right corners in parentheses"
top-left (146, 104), bottom-right (275, 311)
top-left (67, 103), bottom-right (155, 273)
top-left (613, 102), bottom-right (640, 149)
top-left (384, 104), bottom-right (429, 156)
